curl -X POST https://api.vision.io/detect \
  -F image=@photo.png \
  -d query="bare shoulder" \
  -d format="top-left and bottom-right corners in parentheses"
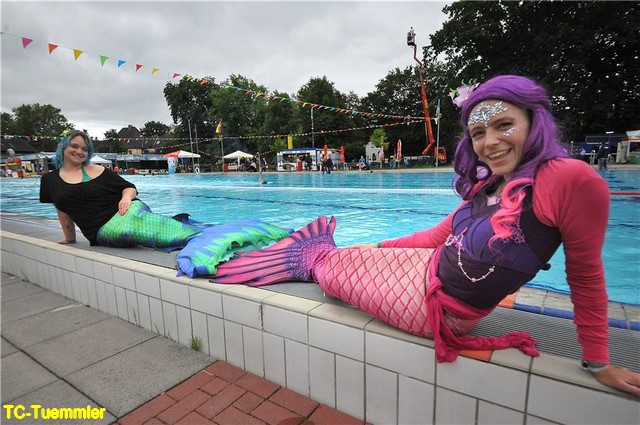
top-left (85, 164), bottom-right (106, 178)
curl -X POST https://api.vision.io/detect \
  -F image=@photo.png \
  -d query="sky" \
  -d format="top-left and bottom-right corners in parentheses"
top-left (1, 1), bottom-right (450, 139)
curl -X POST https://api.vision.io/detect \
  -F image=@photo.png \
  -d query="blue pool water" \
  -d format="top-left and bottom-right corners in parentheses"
top-left (2, 169), bottom-right (639, 305)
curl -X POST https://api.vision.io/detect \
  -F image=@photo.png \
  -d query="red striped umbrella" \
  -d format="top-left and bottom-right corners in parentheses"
top-left (397, 139), bottom-right (402, 160)
top-left (324, 144), bottom-right (328, 159)
top-left (340, 146), bottom-right (345, 163)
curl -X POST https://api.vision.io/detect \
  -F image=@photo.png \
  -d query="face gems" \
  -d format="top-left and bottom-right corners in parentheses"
top-left (502, 127), bottom-right (519, 137)
top-left (468, 101), bottom-right (508, 127)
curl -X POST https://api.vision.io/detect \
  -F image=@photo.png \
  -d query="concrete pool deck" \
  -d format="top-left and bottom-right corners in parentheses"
top-left (1, 213), bottom-right (639, 424)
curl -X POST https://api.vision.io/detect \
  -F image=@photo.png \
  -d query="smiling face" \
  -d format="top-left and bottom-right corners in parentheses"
top-left (467, 100), bottom-right (531, 181)
top-left (63, 135), bottom-right (90, 166)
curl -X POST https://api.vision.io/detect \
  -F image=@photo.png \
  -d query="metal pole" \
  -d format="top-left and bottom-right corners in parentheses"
top-left (194, 124), bottom-right (199, 169)
top-left (187, 115), bottom-right (194, 172)
top-left (435, 99), bottom-right (441, 168)
top-left (311, 108), bottom-right (315, 148)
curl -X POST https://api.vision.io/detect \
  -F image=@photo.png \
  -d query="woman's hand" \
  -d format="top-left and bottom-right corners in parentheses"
top-left (118, 198), bottom-right (132, 216)
top-left (593, 365), bottom-right (640, 397)
top-left (118, 188), bottom-right (137, 216)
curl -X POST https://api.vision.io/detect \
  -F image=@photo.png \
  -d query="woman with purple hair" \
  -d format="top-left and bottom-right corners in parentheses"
top-left (211, 75), bottom-right (639, 397)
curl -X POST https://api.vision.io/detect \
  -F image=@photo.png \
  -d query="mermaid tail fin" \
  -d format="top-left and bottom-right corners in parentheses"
top-left (211, 216), bottom-right (337, 286)
top-left (175, 219), bottom-right (293, 278)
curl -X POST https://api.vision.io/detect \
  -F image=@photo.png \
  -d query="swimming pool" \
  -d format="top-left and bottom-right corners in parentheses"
top-left (2, 169), bottom-right (638, 305)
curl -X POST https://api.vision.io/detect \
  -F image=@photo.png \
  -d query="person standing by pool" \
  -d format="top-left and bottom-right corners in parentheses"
top-left (596, 144), bottom-right (609, 171)
top-left (211, 75), bottom-right (640, 397)
top-left (39, 130), bottom-right (200, 248)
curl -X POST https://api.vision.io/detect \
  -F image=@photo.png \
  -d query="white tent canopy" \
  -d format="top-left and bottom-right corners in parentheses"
top-left (164, 150), bottom-right (201, 158)
top-left (223, 150), bottom-right (253, 160)
top-left (90, 155), bottom-right (111, 164)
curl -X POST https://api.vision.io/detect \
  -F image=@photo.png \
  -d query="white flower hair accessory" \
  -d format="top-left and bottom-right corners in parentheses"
top-left (449, 79), bottom-right (480, 108)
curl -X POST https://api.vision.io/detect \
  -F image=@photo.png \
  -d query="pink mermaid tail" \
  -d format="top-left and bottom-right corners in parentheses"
top-left (211, 216), bottom-right (539, 362)
top-left (212, 216), bottom-right (337, 287)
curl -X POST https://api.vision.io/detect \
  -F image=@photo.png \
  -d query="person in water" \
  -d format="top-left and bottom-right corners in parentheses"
top-left (211, 75), bottom-right (639, 397)
top-left (40, 130), bottom-right (201, 249)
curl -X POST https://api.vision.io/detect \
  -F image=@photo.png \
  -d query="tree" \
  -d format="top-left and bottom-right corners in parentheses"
top-left (261, 91), bottom-right (301, 156)
top-left (10, 104), bottom-right (74, 136)
top-left (141, 121), bottom-right (171, 137)
top-left (7, 103), bottom-right (74, 151)
top-left (369, 128), bottom-right (387, 148)
top-left (96, 129), bottom-right (127, 153)
top-left (429, 1), bottom-right (640, 142)
top-left (296, 76), bottom-right (360, 158)
top-left (208, 75), bottom-right (268, 154)
top-left (1, 112), bottom-right (15, 135)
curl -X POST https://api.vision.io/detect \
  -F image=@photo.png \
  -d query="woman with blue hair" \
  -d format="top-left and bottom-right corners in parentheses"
top-left (211, 75), bottom-right (639, 396)
top-left (40, 130), bottom-right (292, 275)
top-left (40, 130), bottom-right (201, 248)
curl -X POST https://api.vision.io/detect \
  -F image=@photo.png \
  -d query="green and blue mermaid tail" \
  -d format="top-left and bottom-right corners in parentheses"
top-left (96, 200), bottom-right (201, 249)
top-left (176, 220), bottom-right (293, 278)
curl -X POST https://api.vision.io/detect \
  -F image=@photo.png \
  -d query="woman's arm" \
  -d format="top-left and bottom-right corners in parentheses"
top-left (118, 187), bottom-right (138, 216)
top-left (379, 202), bottom-right (464, 248)
top-left (56, 208), bottom-right (77, 244)
top-left (535, 159), bottom-right (639, 397)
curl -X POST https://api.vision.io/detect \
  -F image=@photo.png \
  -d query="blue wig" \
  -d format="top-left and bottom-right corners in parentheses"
top-left (453, 75), bottom-right (569, 200)
top-left (54, 130), bottom-right (95, 168)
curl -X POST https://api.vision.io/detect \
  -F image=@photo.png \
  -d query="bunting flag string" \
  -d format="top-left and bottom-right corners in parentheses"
top-left (1, 119), bottom-right (422, 146)
top-left (221, 84), bottom-right (425, 122)
top-left (3, 30), bottom-right (424, 124)
top-left (2, 31), bottom-right (182, 78)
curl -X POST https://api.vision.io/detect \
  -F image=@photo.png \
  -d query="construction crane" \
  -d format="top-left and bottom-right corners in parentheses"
top-left (407, 27), bottom-right (436, 156)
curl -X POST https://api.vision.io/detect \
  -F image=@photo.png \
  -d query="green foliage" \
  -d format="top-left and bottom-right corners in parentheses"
top-left (96, 128), bottom-right (127, 153)
top-left (4, 103), bottom-right (74, 151)
top-left (189, 335), bottom-right (203, 351)
top-left (1, 112), bottom-right (15, 134)
top-left (369, 128), bottom-right (387, 148)
top-left (209, 75), bottom-right (268, 154)
top-left (141, 121), bottom-right (171, 137)
top-left (10, 103), bottom-right (74, 136)
top-left (429, 1), bottom-right (640, 141)
top-left (296, 76), bottom-right (364, 160)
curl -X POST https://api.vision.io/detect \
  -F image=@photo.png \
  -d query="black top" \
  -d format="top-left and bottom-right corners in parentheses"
top-left (40, 168), bottom-right (137, 245)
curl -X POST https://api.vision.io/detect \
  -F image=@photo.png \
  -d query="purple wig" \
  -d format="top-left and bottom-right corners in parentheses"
top-left (453, 75), bottom-right (569, 200)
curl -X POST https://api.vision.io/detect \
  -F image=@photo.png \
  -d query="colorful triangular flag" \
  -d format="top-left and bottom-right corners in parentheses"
top-left (135, 64), bottom-right (143, 72)
top-left (21, 37), bottom-right (33, 49)
top-left (117, 59), bottom-right (127, 68)
top-left (100, 56), bottom-right (109, 66)
top-left (172, 73), bottom-right (181, 79)
top-left (151, 67), bottom-right (159, 75)
top-left (48, 43), bottom-right (58, 54)
top-left (73, 49), bottom-right (83, 61)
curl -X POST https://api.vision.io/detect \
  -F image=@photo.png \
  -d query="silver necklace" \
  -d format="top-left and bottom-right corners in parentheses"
top-left (445, 228), bottom-right (496, 283)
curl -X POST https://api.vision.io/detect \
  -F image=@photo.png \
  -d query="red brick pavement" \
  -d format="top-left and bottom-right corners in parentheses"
top-left (117, 361), bottom-right (367, 425)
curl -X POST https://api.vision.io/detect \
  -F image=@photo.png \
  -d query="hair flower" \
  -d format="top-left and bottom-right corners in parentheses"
top-left (449, 79), bottom-right (480, 108)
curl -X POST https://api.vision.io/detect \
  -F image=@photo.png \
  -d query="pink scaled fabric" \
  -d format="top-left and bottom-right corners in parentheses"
top-left (316, 246), bottom-right (539, 362)
top-left (425, 247), bottom-right (539, 363)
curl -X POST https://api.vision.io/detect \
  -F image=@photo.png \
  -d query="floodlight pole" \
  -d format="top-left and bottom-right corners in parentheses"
top-left (187, 115), bottom-right (194, 172)
top-left (311, 108), bottom-right (315, 148)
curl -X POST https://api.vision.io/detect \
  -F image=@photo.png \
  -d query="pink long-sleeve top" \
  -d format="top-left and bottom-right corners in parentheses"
top-left (380, 158), bottom-right (610, 364)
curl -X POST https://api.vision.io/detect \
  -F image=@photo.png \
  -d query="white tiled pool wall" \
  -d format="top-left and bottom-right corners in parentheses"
top-left (2, 231), bottom-right (638, 425)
